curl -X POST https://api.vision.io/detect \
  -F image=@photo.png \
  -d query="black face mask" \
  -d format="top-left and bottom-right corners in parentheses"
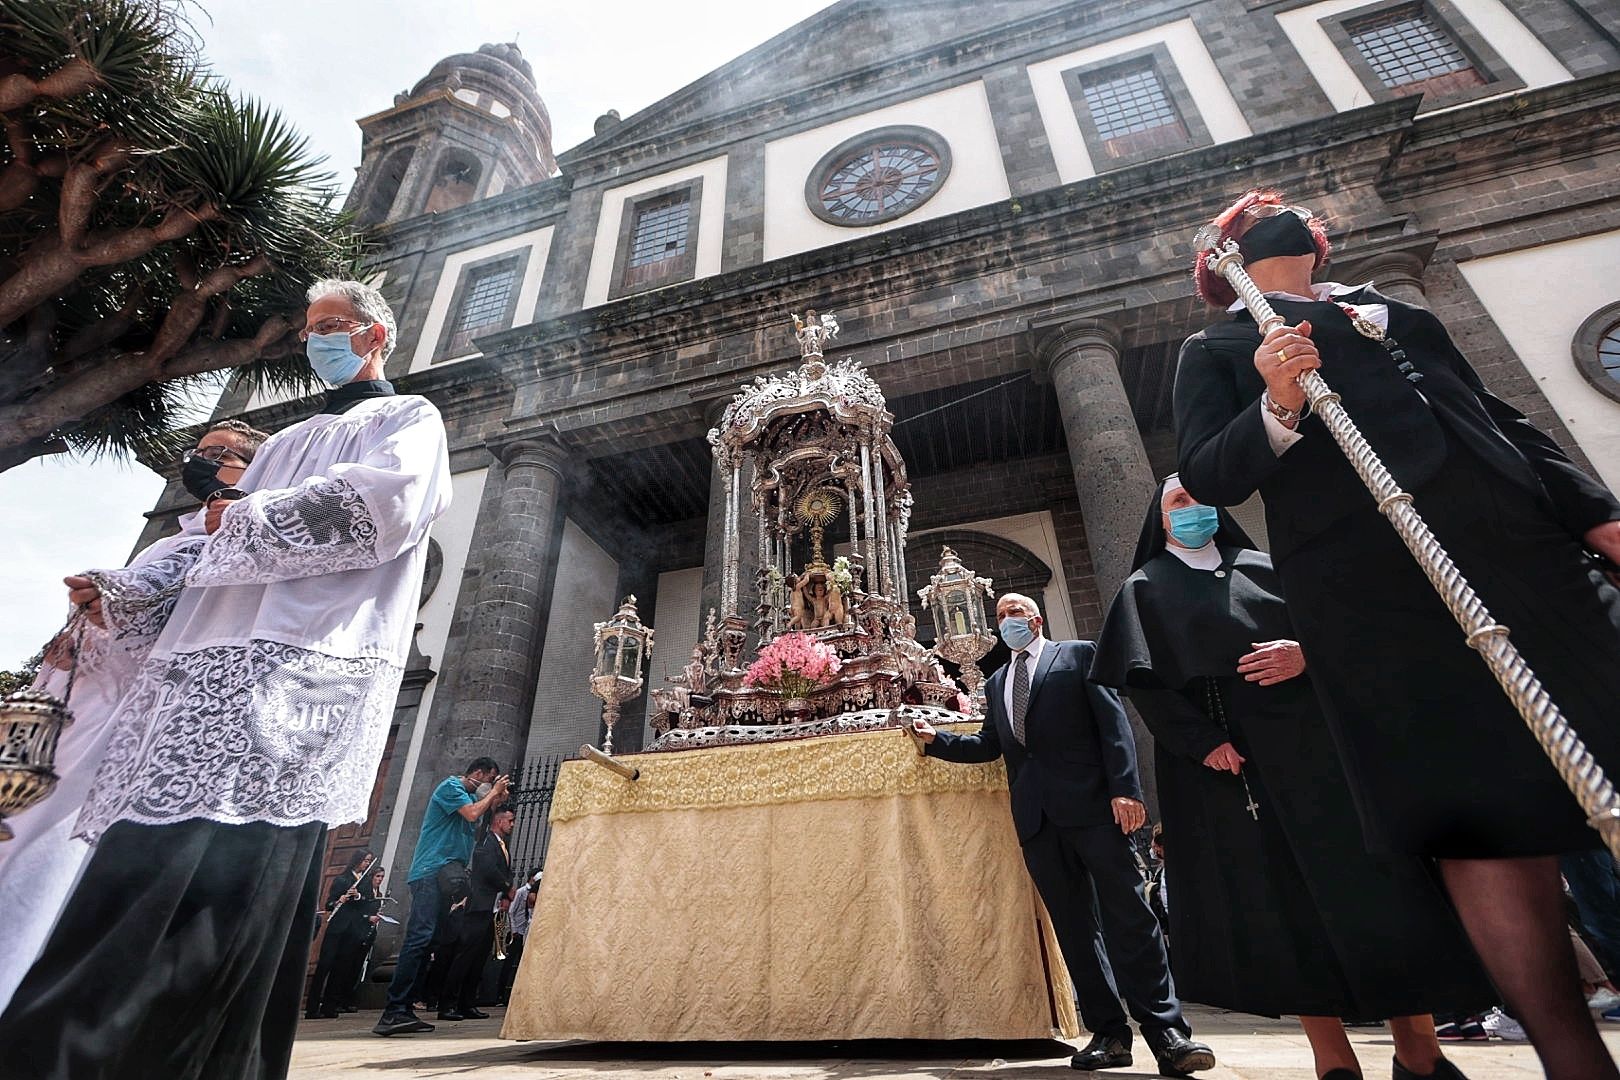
top-left (1236, 212), bottom-right (1318, 265)
top-left (181, 455), bottom-right (228, 502)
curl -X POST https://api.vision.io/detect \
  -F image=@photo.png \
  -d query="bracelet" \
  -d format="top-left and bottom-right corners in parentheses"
top-left (1261, 391), bottom-right (1308, 424)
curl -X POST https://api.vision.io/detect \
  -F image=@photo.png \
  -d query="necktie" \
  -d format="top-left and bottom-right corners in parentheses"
top-left (1011, 651), bottom-right (1031, 744)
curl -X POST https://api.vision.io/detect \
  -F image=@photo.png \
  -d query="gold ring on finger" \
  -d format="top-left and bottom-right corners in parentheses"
top-left (1278, 347), bottom-right (1289, 363)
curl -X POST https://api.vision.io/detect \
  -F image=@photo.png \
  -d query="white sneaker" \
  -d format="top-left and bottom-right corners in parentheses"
top-left (1589, 988), bottom-right (1620, 1011)
top-left (1481, 1007), bottom-right (1529, 1042)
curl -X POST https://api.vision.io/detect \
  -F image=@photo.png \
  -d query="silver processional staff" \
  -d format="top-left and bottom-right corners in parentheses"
top-left (1194, 226), bottom-right (1620, 860)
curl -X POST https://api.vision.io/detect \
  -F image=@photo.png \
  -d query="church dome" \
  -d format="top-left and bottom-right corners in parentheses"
top-left (405, 42), bottom-right (553, 175)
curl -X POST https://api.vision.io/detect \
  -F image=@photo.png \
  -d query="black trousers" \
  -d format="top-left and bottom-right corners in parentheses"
top-left (0, 818), bottom-right (324, 1080)
top-left (1020, 819), bottom-right (1186, 1042)
top-left (306, 920), bottom-right (366, 1015)
top-left (442, 910), bottom-right (496, 1012)
top-left (498, 933), bottom-right (526, 1004)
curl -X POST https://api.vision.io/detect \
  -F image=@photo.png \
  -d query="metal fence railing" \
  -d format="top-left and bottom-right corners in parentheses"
top-left (505, 752), bottom-right (568, 878)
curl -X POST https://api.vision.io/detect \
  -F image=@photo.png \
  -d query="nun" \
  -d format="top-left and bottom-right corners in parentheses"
top-left (1092, 477), bottom-right (1491, 1080)
top-left (1174, 189), bottom-right (1620, 1080)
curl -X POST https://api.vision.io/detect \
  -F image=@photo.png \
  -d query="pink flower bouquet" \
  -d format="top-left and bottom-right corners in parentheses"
top-left (743, 632), bottom-right (842, 700)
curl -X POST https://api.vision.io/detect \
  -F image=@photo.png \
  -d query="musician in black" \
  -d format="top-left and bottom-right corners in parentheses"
top-left (1174, 189), bottom-right (1620, 1080)
top-left (306, 849), bottom-right (378, 1019)
top-left (335, 866), bottom-right (387, 1012)
top-left (438, 806), bottom-right (514, 1022)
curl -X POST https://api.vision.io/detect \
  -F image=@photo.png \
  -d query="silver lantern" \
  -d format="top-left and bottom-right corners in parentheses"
top-left (917, 547), bottom-right (996, 715)
top-left (589, 596), bottom-right (654, 755)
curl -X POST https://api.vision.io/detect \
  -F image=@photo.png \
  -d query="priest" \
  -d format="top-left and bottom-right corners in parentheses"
top-left (1092, 476), bottom-right (1490, 1080)
top-left (1174, 189), bottom-right (1620, 1080)
top-left (0, 278), bottom-right (452, 1080)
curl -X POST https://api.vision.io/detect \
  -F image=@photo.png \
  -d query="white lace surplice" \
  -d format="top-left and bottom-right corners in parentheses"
top-left (0, 530), bottom-right (205, 1011)
top-left (76, 395), bottom-right (451, 841)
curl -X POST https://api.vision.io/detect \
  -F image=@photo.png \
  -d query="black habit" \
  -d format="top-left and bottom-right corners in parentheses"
top-left (1175, 286), bottom-right (1620, 857)
top-left (1092, 487), bottom-right (1492, 1018)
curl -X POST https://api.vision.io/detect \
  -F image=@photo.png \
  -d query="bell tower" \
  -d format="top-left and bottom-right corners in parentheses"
top-left (346, 42), bottom-right (556, 227)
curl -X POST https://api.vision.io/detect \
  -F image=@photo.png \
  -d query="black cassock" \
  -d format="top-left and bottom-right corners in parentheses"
top-left (1092, 494), bottom-right (1491, 1018)
top-left (1176, 286), bottom-right (1620, 857)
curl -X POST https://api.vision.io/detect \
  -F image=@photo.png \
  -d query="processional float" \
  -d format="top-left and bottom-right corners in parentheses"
top-left (1197, 226), bottom-right (1620, 859)
top-left (635, 310), bottom-right (990, 752)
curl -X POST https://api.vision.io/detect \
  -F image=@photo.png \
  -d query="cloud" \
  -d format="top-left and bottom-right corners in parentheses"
top-left (0, 0), bottom-right (833, 668)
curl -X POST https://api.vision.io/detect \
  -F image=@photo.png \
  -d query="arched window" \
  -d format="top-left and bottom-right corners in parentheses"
top-left (357, 146), bottom-right (414, 226)
top-left (423, 151), bottom-right (482, 213)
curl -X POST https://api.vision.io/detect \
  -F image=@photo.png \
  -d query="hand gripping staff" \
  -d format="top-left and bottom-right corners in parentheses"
top-left (1195, 226), bottom-right (1620, 858)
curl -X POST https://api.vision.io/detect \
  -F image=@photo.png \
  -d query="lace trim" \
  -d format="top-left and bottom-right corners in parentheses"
top-left (187, 476), bottom-right (379, 588)
top-left (549, 722), bottom-right (1003, 823)
top-left (83, 539), bottom-right (206, 648)
top-left (76, 641), bottom-right (402, 841)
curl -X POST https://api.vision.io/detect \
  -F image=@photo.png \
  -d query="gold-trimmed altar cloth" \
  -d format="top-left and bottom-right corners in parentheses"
top-left (503, 726), bottom-right (1079, 1043)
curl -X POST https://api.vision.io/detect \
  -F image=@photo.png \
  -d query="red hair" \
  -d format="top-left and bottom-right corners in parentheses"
top-left (1192, 189), bottom-right (1331, 308)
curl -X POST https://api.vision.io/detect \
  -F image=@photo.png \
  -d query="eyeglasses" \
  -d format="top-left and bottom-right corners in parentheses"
top-left (182, 445), bottom-right (250, 466)
top-left (298, 317), bottom-right (373, 343)
top-left (1241, 203), bottom-right (1314, 223)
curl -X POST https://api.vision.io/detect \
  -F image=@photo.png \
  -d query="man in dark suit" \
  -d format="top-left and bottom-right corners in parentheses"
top-left (438, 805), bottom-right (515, 1022)
top-left (912, 593), bottom-right (1213, 1077)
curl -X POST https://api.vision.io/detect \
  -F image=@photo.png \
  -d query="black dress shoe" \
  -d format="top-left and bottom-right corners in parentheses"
top-left (318, 1006), bottom-right (341, 1018)
top-left (436, 1009), bottom-right (466, 1021)
top-left (1393, 1055), bottom-right (1469, 1080)
top-left (460, 1007), bottom-right (491, 1019)
top-left (338, 1004), bottom-right (359, 1013)
top-left (304, 1011), bottom-right (323, 1021)
top-left (1322, 1071), bottom-right (1361, 1080)
top-left (1143, 1028), bottom-right (1216, 1077)
top-left (1070, 1032), bottom-right (1133, 1071)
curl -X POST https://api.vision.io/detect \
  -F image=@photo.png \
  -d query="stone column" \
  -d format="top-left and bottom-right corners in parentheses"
top-left (443, 429), bottom-right (570, 775)
top-left (1350, 250), bottom-right (1429, 307)
top-left (1038, 319), bottom-right (1154, 601)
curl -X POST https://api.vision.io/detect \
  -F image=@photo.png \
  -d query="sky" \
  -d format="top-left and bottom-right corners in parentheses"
top-left (0, 0), bottom-right (838, 670)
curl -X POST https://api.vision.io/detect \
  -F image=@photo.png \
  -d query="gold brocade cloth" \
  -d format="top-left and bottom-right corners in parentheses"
top-left (503, 726), bottom-right (1079, 1043)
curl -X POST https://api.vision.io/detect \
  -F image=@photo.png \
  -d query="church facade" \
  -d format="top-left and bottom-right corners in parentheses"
top-left (138, 0), bottom-right (1620, 923)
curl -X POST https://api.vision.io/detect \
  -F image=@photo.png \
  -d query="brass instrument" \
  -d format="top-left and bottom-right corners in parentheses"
top-left (492, 904), bottom-right (512, 960)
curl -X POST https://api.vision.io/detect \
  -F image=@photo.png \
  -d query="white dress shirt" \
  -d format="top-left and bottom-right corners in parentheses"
top-left (1002, 632), bottom-right (1048, 726)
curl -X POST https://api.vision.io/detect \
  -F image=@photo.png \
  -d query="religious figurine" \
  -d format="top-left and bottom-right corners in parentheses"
top-left (825, 577), bottom-right (847, 627)
top-left (786, 573), bottom-right (810, 631)
top-left (791, 309), bottom-right (839, 358)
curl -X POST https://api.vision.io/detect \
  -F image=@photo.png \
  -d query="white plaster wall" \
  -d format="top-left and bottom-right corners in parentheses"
top-left (1457, 232), bottom-right (1620, 494)
top-left (646, 566), bottom-right (704, 745)
top-left (377, 465), bottom-right (488, 880)
top-left (581, 155), bottom-right (728, 308)
top-left (761, 81), bottom-right (1010, 262)
top-left (525, 520), bottom-right (621, 762)
top-left (1276, 0), bottom-right (1571, 114)
top-left (1026, 19), bottom-right (1252, 186)
top-left (910, 510), bottom-right (1078, 641)
top-left (407, 225), bottom-right (554, 373)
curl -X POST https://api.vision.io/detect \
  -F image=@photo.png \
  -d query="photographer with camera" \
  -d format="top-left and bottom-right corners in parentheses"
top-left (375, 757), bottom-right (510, 1036)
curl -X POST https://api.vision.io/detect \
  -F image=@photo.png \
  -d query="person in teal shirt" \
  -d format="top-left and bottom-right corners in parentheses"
top-left (376, 757), bottom-right (508, 1035)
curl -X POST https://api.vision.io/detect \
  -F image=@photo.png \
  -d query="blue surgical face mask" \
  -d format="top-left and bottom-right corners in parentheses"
top-left (1168, 504), bottom-right (1220, 549)
top-left (999, 616), bottom-right (1037, 652)
top-left (305, 327), bottom-right (370, 387)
